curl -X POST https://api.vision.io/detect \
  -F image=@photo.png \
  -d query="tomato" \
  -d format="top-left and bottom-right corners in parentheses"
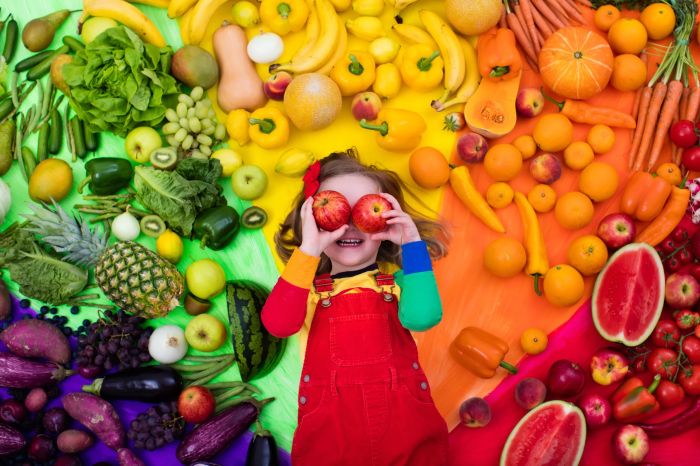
top-left (696, 325), bottom-right (700, 339)
top-left (679, 364), bottom-right (700, 395)
top-left (678, 248), bottom-right (694, 265)
top-left (651, 319), bottom-right (681, 348)
top-left (647, 347), bottom-right (679, 379)
top-left (682, 146), bottom-right (700, 171)
top-left (672, 226), bottom-right (689, 242)
top-left (682, 335), bottom-right (700, 364)
top-left (666, 256), bottom-right (682, 273)
top-left (675, 310), bottom-right (700, 330)
top-left (655, 380), bottom-right (685, 408)
top-left (670, 120), bottom-right (698, 148)
top-left (661, 238), bottom-right (677, 254)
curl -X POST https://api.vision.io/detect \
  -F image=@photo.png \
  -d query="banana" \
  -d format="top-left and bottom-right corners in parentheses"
top-left (293, 8), bottom-right (319, 59)
top-left (431, 39), bottom-right (480, 111)
top-left (329, 0), bottom-right (351, 12)
top-left (316, 18), bottom-right (347, 75)
top-left (384, 0), bottom-right (419, 14)
top-left (188, 0), bottom-right (230, 45)
top-left (129, 0), bottom-right (170, 7)
top-left (270, 0), bottom-right (339, 74)
top-left (167, 0), bottom-right (197, 17)
top-left (419, 10), bottom-right (465, 103)
top-left (275, 148), bottom-right (316, 177)
top-left (179, 5), bottom-right (196, 43)
top-left (82, 0), bottom-right (166, 47)
top-left (391, 23), bottom-right (436, 49)
top-left (345, 16), bottom-right (384, 41)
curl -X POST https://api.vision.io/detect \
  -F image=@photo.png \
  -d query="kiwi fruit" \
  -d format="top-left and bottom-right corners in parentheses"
top-left (140, 215), bottom-right (166, 238)
top-left (150, 147), bottom-right (179, 170)
top-left (241, 206), bottom-right (268, 229)
top-left (184, 293), bottom-right (211, 315)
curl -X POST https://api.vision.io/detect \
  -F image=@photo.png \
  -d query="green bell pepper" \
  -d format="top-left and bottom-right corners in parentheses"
top-left (193, 205), bottom-right (240, 250)
top-left (77, 158), bottom-right (133, 195)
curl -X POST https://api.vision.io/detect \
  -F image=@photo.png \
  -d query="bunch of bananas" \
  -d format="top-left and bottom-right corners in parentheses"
top-left (81, 0), bottom-right (167, 46)
top-left (166, 0), bottom-right (232, 45)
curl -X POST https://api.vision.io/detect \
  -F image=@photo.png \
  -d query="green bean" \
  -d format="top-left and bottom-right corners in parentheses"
top-left (0, 119), bottom-right (15, 176)
top-left (48, 109), bottom-right (62, 154)
top-left (2, 17), bottom-right (17, 63)
top-left (65, 104), bottom-right (76, 162)
top-left (62, 36), bottom-right (84, 52)
top-left (21, 147), bottom-right (36, 177)
top-left (24, 104), bottom-right (40, 136)
top-left (10, 72), bottom-right (18, 108)
top-left (37, 123), bottom-right (49, 162)
top-left (15, 115), bottom-right (26, 181)
top-left (70, 116), bottom-right (86, 159)
top-left (14, 50), bottom-right (53, 72)
top-left (27, 45), bottom-right (70, 81)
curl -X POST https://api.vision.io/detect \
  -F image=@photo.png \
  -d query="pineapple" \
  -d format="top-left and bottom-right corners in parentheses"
top-left (23, 202), bottom-right (183, 318)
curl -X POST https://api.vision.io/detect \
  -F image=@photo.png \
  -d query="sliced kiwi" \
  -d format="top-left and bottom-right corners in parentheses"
top-left (140, 215), bottom-right (166, 238)
top-left (241, 206), bottom-right (268, 229)
top-left (150, 147), bottom-right (179, 170)
top-left (184, 293), bottom-right (211, 315)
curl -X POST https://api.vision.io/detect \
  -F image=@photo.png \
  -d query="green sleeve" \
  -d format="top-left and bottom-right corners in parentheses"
top-left (394, 269), bottom-right (443, 331)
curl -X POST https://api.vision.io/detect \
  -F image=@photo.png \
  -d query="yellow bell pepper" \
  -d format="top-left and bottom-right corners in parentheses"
top-left (399, 44), bottom-right (443, 91)
top-left (359, 108), bottom-right (425, 152)
top-left (373, 63), bottom-right (401, 98)
top-left (330, 51), bottom-right (376, 96)
top-left (248, 107), bottom-right (290, 149)
top-left (260, 0), bottom-right (309, 35)
top-left (449, 166), bottom-right (504, 233)
top-left (226, 109), bottom-right (250, 146)
top-left (513, 192), bottom-right (549, 295)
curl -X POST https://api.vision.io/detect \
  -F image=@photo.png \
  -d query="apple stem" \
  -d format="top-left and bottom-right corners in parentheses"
top-left (499, 360), bottom-right (518, 374)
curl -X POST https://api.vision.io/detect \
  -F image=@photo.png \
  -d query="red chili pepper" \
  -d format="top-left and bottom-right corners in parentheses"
top-left (675, 309), bottom-right (700, 330)
top-left (637, 397), bottom-right (700, 438)
top-left (611, 375), bottom-right (661, 423)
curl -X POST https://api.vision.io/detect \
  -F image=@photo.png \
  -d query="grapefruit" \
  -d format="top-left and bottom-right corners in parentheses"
top-left (592, 243), bottom-right (665, 346)
top-left (283, 73), bottom-right (342, 131)
top-left (500, 400), bottom-right (586, 466)
top-left (445, 0), bottom-right (503, 36)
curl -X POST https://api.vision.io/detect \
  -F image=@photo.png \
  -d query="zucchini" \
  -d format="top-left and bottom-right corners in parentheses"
top-left (81, 366), bottom-right (183, 402)
top-left (226, 281), bottom-right (286, 381)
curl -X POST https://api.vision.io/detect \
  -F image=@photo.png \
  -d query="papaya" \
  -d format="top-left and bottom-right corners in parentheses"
top-left (464, 72), bottom-right (521, 139)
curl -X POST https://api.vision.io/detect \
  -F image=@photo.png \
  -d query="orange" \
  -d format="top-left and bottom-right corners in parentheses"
top-left (483, 237), bottom-right (527, 278)
top-left (656, 162), bottom-right (682, 186)
top-left (610, 54), bottom-right (647, 92)
top-left (555, 192), bottom-right (594, 230)
top-left (594, 5), bottom-right (621, 32)
top-left (486, 182), bottom-right (514, 209)
top-left (587, 124), bottom-right (616, 154)
top-left (484, 143), bottom-right (523, 181)
top-left (640, 3), bottom-right (676, 40)
top-left (543, 264), bottom-right (585, 307)
top-left (513, 135), bottom-right (537, 159)
top-left (567, 235), bottom-right (609, 276)
top-left (608, 18), bottom-right (648, 55)
top-left (408, 146), bottom-right (450, 189)
top-left (520, 328), bottom-right (548, 355)
top-left (533, 114), bottom-right (573, 152)
top-left (579, 161), bottom-right (619, 202)
top-left (563, 141), bottom-right (595, 170)
top-left (528, 184), bottom-right (557, 213)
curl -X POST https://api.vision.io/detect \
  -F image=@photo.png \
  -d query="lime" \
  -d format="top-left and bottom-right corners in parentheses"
top-left (232, 1), bottom-right (260, 28)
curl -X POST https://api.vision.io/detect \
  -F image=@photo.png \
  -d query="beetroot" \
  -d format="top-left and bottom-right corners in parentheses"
top-left (0, 398), bottom-right (26, 424)
top-left (62, 392), bottom-right (125, 450)
top-left (0, 353), bottom-right (72, 388)
top-left (0, 319), bottom-right (71, 364)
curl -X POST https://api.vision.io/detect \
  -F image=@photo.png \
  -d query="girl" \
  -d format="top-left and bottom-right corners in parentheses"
top-left (261, 149), bottom-right (449, 466)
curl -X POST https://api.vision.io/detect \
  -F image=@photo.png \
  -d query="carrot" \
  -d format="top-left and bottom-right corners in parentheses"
top-left (507, 12), bottom-right (539, 67)
top-left (574, 0), bottom-right (592, 7)
top-left (518, 0), bottom-right (539, 57)
top-left (629, 86), bottom-right (653, 169)
top-left (633, 81), bottom-right (667, 171)
top-left (535, 26), bottom-right (545, 48)
top-left (530, 5), bottom-right (554, 39)
top-left (671, 99), bottom-right (681, 164)
top-left (532, 0), bottom-right (566, 29)
top-left (647, 79), bottom-right (683, 170)
top-left (684, 86), bottom-right (700, 122)
top-left (543, 0), bottom-right (570, 22)
top-left (513, 3), bottom-right (532, 45)
top-left (679, 86), bottom-right (690, 121)
top-left (559, 0), bottom-right (585, 23)
top-left (632, 86), bottom-right (643, 122)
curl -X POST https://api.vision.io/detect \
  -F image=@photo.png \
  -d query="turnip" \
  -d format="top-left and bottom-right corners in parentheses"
top-left (62, 392), bottom-right (125, 450)
top-left (0, 318), bottom-right (71, 364)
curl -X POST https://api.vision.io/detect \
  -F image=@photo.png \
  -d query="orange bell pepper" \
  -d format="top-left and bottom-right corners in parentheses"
top-left (620, 171), bottom-right (673, 222)
top-left (450, 327), bottom-right (517, 378)
top-left (476, 27), bottom-right (522, 81)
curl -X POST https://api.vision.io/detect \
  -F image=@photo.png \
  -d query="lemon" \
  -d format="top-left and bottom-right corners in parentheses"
top-left (368, 37), bottom-right (401, 64)
top-left (211, 148), bottom-right (244, 177)
top-left (232, 1), bottom-right (260, 28)
top-left (186, 259), bottom-right (226, 300)
top-left (156, 230), bottom-right (183, 264)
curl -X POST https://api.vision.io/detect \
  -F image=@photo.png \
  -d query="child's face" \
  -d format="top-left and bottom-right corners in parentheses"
top-left (318, 173), bottom-right (383, 273)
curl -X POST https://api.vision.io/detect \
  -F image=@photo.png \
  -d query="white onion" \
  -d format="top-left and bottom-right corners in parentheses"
top-left (247, 32), bottom-right (284, 64)
top-left (148, 325), bottom-right (188, 364)
top-left (111, 210), bottom-right (140, 241)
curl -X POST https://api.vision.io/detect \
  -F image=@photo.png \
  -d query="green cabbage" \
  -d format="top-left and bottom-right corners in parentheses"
top-left (62, 26), bottom-right (179, 137)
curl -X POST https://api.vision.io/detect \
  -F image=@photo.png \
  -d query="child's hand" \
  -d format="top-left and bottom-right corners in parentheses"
top-left (298, 197), bottom-right (349, 257)
top-left (369, 193), bottom-right (421, 245)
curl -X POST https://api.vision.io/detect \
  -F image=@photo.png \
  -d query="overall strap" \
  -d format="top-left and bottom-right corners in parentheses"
top-left (375, 273), bottom-right (396, 302)
top-left (313, 274), bottom-right (333, 307)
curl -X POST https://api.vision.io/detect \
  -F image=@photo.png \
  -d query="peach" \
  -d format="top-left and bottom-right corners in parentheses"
top-left (514, 378), bottom-right (547, 410)
top-left (350, 91), bottom-right (382, 121)
top-left (516, 88), bottom-right (545, 118)
top-left (263, 71), bottom-right (293, 101)
top-left (530, 153), bottom-right (562, 184)
top-left (459, 397), bottom-right (491, 428)
top-left (457, 131), bottom-right (489, 163)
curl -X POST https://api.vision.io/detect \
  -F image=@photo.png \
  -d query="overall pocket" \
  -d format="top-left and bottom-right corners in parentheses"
top-left (329, 313), bottom-right (392, 366)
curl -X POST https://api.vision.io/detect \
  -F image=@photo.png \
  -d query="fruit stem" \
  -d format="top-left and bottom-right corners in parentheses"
top-left (533, 274), bottom-right (543, 296)
top-left (648, 374), bottom-right (661, 394)
top-left (540, 87), bottom-right (564, 111)
top-left (489, 66), bottom-right (510, 78)
top-left (359, 119), bottom-right (388, 136)
top-left (499, 360), bottom-right (518, 374)
top-left (347, 54), bottom-right (365, 76)
top-left (276, 2), bottom-right (291, 18)
top-left (81, 378), bottom-right (102, 395)
top-left (249, 117), bottom-right (276, 134)
top-left (417, 51), bottom-right (440, 71)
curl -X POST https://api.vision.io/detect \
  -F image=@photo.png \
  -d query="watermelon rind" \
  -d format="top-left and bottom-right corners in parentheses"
top-left (499, 400), bottom-right (586, 466)
top-left (591, 242), bottom-right (665, 347)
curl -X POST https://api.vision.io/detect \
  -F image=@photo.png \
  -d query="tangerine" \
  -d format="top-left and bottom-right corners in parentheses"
top-left (484, 143), bottom-right (523, 181)
top-left (408, 146), bottom-right (450, 189)
top-left (483, 237), bottom-right (527, 278)
top-left (579, 161), bottom-right (619, 202)
top-left (564, 141), bottom-right (595, 170)
top-left (587, 124), bottom-right (616, 154)
top-left (486, 182), bottom-right (514, 209)
top-left (533, 114), bottom-right (573, 152)
top-left (640, 3), bottom-right (676, 40)
top-left (567, 235), bottom-right (609, 276)
top-left (611, 54), bottom-right (647, 92)
top-left (513, 135), bottom-right (537, 159)
top-left (527, 184), bottom-right (557, 213)
top-left (608, 18), bottom-right (648, 55)
top-left (594, 5), bottom-right (621, 32)
top-left (555, 192), bottom-right (594, 230)
top-left (520, 328), bottom-right (548, 355)
top-left (656, 162), bottom-right (682, 186)
top-left (543, 264), bottom-right (585, 307)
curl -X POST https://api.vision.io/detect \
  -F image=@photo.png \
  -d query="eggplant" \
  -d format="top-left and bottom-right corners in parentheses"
top-left (176, 402), bottom-right (259, 463)
top-left (246, 428), bottom-right (279, 466)
top-left (0, 352), bottom-right (72, 388)
top-left (81, 366), bottom-right (183, 402)
top-left (0, 423), bottom-right (26, 455)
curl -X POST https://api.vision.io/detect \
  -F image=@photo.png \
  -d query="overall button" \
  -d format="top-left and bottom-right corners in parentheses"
top-left (303, 374), bottom-right (310, 383)
top-left (420, 382), bottom-right (428, 391)
top-left (412, 362), bottom-right (419, 370)
top-left (383, 293), bottom-right (394, 302)
top-left (321, 298), bottom-right (331, 307)
top-left (300, 396), bottom-right (307, 405)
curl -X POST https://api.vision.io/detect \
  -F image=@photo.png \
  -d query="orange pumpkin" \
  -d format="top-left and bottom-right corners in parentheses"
top-left (539, 27), bottom-right (614, 100)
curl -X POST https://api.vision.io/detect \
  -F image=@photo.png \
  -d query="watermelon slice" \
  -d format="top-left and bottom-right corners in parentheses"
top-left (592, 243), bottom-right (665, 346)
top-left (500, 400), bottom-right (586, 466)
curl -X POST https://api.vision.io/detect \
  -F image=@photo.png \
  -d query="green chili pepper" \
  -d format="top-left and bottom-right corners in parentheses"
top-left (77, 157), bottom-right (134, 196)
top-left (2, 17), bottom-right (17, 63)
top-left (193, 205), bottom-right (240, 250)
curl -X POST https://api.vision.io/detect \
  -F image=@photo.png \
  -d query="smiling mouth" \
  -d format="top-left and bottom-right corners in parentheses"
top-left (336, 239), bottom-right (363, 247)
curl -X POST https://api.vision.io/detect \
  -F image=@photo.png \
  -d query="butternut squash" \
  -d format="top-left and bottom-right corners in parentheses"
top-left (464, 71), bottom-right (521, 139)
top-left (213, 23), bottom-right (267, 112)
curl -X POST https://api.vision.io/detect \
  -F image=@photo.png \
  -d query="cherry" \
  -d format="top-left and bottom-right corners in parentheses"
top-left (667, 256), bottom-right (682, 273)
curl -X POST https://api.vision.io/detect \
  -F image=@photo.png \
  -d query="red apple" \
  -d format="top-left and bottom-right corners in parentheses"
top-left (351, 194), bottom-right (392, 233)
top-left (263, 71), bottom-right (292, 100)
top-left (458, 397), bottom-right (491, 427)
top-left (351, 91), bottom-right (382, 121)
top-left (516, 88), bottom-right (545, 117)
top-left (597, 213), bottom-right (636, 250)
top-left (612, 424), bottom-right (650, 464)
top-left (312, 190), bottom-right (351, 231)
top-left (177, 386), bottom-right (215, 424)
top-left (577, 393), bottom-right (612, 428)
top-left (457, 131), bottom-right (488, 163)
top-left (665, 272), bottom-right (700, 309)
top-left (529, 153), bottom-right (562, 184)
top-left (590, 348), bottom-right (629, 386)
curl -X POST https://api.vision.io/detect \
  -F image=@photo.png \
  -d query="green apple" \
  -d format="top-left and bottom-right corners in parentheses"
top-left (125, 126), bottom-right (162, 163)
top-left (186, 259), bottom-right (226, 300)
top-left (81, 17), bottom-right (118, 44)
top-left (185, 314), bottom-right (227, 352)
top-left (231, 164), bottom-right (267, 200)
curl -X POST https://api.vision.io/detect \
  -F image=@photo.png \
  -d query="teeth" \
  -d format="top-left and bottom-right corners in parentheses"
top-left (337, 239), bottom-right (362, 245)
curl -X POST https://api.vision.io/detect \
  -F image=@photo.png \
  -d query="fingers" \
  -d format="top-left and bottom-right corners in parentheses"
top-left (381, 209), bottom-right (409, 220)
top-left (379, 193), bottom-right (402, 211)
top-left (369, 231), bottom-right (392, 241)
top-left (327, 224), bottom-right (349, 241)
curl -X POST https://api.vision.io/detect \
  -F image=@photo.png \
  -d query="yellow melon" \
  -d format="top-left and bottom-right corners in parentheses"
top-left (283, 73), bottom-right (343, 131)
top-left (445, 0), bottom-right (503, 36)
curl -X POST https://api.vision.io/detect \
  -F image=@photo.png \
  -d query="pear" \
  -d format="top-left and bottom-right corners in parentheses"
top-left (22, 9), bottom-right (71, 52)
top-left (50, 54), bottom-right (73, 96)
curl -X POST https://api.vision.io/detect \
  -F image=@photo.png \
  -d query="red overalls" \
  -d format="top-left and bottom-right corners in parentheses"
top-left (291, 272), bottom-right (448, 466)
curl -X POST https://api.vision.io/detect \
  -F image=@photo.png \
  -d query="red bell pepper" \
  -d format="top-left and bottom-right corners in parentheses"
top-left (611, 374), bottom-right (661, 423)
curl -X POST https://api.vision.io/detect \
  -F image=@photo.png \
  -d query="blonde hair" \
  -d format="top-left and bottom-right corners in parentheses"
top-left (275, 148), bottom-right (449, 274)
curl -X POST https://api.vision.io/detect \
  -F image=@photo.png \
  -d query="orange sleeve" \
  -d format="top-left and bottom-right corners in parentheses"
top-left (281, 248), bottom-right (320, 289)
